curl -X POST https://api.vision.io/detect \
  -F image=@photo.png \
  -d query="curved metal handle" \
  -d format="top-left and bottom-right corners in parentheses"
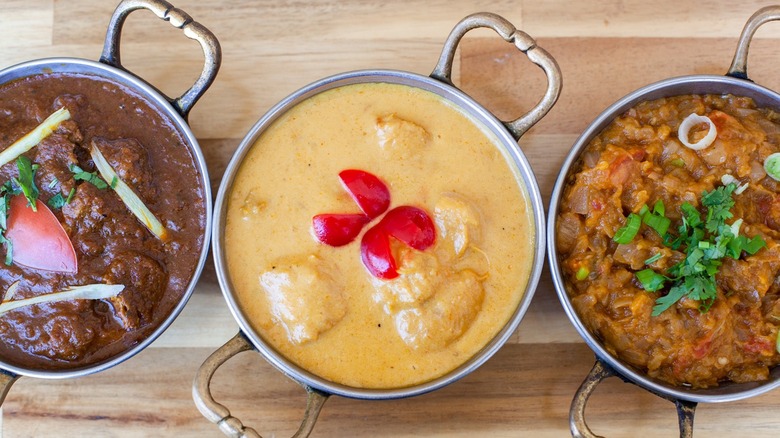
top-left (0, 369), bottom-right (19, 408)
top-left (192, 332), bottom-right (330, 438)
top-left (570, 358), bottom-right (697, 438)
top-left (431, 12), bottom-right (562, 140)
top-left (100, 0), bottom-right (222, 119)
top-left (727, 6), bottom-right (780, 80)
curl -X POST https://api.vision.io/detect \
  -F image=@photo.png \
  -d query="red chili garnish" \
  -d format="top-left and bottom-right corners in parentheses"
top-left (339, 169), bottom-right (390, 219)
top-left (314, 170), bottom-right (435, 280)
top-left (359, 206), bottom-right (436, 280)
top-left (360, 224), bottom-right (397, 279)
top-left (377, 206), bottom-right (436, 250)
top-left (312, 213), bottom-right (369, 247)
top-left (5, 195), bottom-right (77, 273)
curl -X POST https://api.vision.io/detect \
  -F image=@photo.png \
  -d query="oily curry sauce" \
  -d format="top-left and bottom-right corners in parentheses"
top-left (225, 82), bottom-right (534, 389)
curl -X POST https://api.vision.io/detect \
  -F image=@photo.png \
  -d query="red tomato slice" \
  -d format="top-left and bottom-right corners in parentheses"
top-left (359, 206), bottom-right (435, 280)
top-left (380, 206), bottom-right (436, 250)
top-left (360, 224), bottom-right (398, 279)
top-left (5, 195), bottom-right (78, 273)
top-left (339, 169), bottom-right (390, 219)
top-left (312, 213), bottom-right (369, 246)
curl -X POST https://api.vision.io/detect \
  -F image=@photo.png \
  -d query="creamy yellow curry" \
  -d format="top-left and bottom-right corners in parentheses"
top-left (224, 82), bottom-right (534, 389)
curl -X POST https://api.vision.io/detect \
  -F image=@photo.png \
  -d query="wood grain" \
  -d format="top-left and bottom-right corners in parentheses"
top-left (2, 0), bottom-right (780, 436)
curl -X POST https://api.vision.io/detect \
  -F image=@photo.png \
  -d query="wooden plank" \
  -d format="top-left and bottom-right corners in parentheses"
top-left (0, 1), bottom-right (52, 48)
top-left (460, 36), bottom-right (780, 136)
top-left (51, 0), bottom-right (523, 45)
top-left (3, 344), bottom-right (780, 437)
top-left (1, 1), bottom-right (780, 436)
top-left (520, 0), bottom-right (780, 38)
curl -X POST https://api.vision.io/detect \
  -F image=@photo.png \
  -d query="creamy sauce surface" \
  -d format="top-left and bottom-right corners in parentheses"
top-left (225, 82), bottom-right (534, 388)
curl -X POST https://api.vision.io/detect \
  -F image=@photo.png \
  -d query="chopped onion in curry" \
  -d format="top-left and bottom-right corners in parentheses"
top-left (90, 141), bottom-right (168, 242)
top-left (0, 107), bottom-right (70, 167)
top-left (678, 113), bottom-right (717, 150)
top-left (0, 283), bottom-right (124, 317)
top-left (721, 174), bottom-right (749, 194)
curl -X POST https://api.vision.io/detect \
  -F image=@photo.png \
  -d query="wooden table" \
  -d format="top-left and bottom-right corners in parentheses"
top-left (2, 0), bottom-right (780, 436)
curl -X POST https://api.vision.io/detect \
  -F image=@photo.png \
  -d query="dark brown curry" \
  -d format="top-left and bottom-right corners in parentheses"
top-left (0, 73), bottom-right (205, 370)
top-left (557, 94), bottom-right (780, 388)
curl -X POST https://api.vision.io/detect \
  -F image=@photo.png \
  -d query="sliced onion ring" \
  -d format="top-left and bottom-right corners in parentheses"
top-left (678, 113), bottom-right (717, 150)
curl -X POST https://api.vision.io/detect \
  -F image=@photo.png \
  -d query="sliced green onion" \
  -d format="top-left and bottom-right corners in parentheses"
top-left (90, 142), bottom-right (168, 241)
top-left (744, 235), bottom-right (766, 255)
top-left (613, 213), bottom-right (641, 244)
top-left (576, 266), bottom-right (590, 281)
top-left (0, 108), bottom-right (71, 167)
top-left (643, 212), bottom-right (671, 236)
top-left (766, 152), bottom-right (780, 182)
top-left (65, 187), bottom-right (76, 204)
top-left (644, 252), bottom-right (663, 265)
top-left (652, 199), bottom-right (665, 217)
top-left (0, 283), bottom-right (124, 316)
top-left (669, 158), bottom-right (685, 167)
top-left (636, 268), bottom-right (667, 292)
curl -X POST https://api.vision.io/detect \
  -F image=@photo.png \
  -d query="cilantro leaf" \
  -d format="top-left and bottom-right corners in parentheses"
top-left (652, 285), bottom-right (688, 316)
top-left (13, 156), bottom-right (39, 211)
top-left (69, 164), bottom-right (108, 190)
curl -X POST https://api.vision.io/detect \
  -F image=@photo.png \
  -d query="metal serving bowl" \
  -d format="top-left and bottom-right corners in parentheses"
top-left (548, 6), bottom-right (780, 437)
top-left (193, 12), bottom-right (560, 438)
top-left (0, 0), bottom-right (218, 403)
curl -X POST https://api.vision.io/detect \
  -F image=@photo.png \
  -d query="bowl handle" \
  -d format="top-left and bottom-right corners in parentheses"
top-left (192, 332), bottom-right (330, 438)
top-left (727, 6), bottom-right (780, 80)
top-left (570, 357), bottom-right (697, 438)
top-left (99, 0), bottom-right (222, 119)
top-left (0, 369), bottom-right (19, 408)
top-left (430, 12), bottom-right (561, 140)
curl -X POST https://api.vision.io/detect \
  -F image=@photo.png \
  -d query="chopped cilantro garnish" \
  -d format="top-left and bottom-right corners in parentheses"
top-left (69, 164), bottom-right (108, 189)
top-left (0, 182), bottom-right (15, 265)
top-left (47, 187), bottom-right (76, 210)
top-left (611, 183), bottom-right (768, 316)
top-left (47, 193), bottom-right (66, 210)
top-left (13, 156), bottom-right (40, 211)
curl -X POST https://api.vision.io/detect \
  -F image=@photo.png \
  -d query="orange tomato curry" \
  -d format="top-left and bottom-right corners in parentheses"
top-left (557, 94), bottom-right (780, 388)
